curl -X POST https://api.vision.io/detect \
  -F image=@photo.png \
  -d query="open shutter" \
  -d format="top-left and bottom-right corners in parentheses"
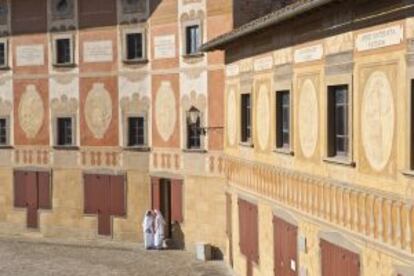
top-left (171, 179), bottom-right (183, 223)
top-left (251, 203), bottom-right (259, 263)
top-left (151, 177), bottom-right (160, 210)
top-left (26, 172), bottom-right (38, 228)
top-left (38, 171), bottom-right (51, 209)
top-left (14, 170), bottom-right (27, 208)
top-left (84, 174), bottom-right (99, 214)
top-left (238, 198), bottom-right (246, 255)
top-left (110, 175), bottom-right (126, 216)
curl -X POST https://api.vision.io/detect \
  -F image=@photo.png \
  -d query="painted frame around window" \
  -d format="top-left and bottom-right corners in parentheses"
top-left (123, 112), bottom-right (149, 149)
top-left (122, 27), bottom-right (147, 63)
top-left (52, 33), bottom-right (75, 67)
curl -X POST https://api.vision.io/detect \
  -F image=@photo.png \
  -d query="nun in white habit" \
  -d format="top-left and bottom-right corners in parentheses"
top-left (154, 209), bottom-right (166, 249)
top-left (142, 210), bottom-right (154, 249)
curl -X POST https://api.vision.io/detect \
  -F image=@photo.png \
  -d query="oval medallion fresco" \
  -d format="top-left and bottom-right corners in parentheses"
top-left (226, 88), bottom-right (237, 146)
top-left (361, 71), bottom-right (394, 171)
top-left (299, 79), bottom-right (318, 158)
top-left (18, 85), bottom-right (44, 139)
top-left (256, 84), bottom-right (270, 150)
top-left (85, 83), bottom-right (112, 139)
top-left (155, 81), bottom-right (176, 142)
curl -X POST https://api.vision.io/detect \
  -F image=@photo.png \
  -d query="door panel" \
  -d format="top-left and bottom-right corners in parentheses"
top-left (38, 172), bottom-right (51, 209)
top-left (321, 239), bottom-right (360, 276)
top-left (226, 193), bottom-right (233, 267)
top-left (171, 179), bottom-right (183, 223)
top-left (26, 172), bottom-right (38, 228)
top-left (110, 175), bottom-right (126, 216)
top-left (151, 177), bottom-right (161, 210)
top-left (274, 216), bottom-right (298, 276)
top-left (14, 171), bottom-right (27, 208)
top-left (97, 175), bottom-right (111, 236)
top-left (84, 174), bottom-right (98, 214)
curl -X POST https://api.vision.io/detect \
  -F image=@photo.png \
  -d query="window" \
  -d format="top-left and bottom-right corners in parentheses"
top-left (327, 85), bottom-right (349, 157)
top-left (53, 36), bottom-right (73, 66)
top-left (125, 33), bottom-right (143, 61)
top-left (186, 107), bottom-right (202, 149)
top-left (0, 41), bottom-right (7, 68)
top-left (56, 117), bottom-right (74, 146)
top-left (127, 116), bottom-right (145, 147)
top-left (276, 91), bottom-right (290, 149)
top-left (185, 25), bottom-right (200, 55)
top-left (241, 94), bottom-right (252, 143)
top-left (0, 117), bottom-right (9, 146)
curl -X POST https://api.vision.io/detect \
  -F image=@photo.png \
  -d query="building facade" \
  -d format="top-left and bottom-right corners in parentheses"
top-left (203, 0), bottom-right (414, 275)
top-left (0, 0), bottom-right (231, 254)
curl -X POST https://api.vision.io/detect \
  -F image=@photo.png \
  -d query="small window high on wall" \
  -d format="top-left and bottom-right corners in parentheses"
top-left (0, 117), bottom-right (9, 146)
top-left (53, 35), bottom-right (74, 66)
top-left (56, 117), bottom-right (74, 146)
top-left (127, 116), bottom-right (146, 147)
top-left (186, 106), bottom-right (202, 150)
top-left (185, 25), bottom-right (200, 55)
top-left (241, 94), bottom-right (252, 143)
top-left (126, 33), bottom-right (143, 60)
top-left (327, 85), bottom-right (349, 158)
top-left (0, 40), bottom-right (8, 68)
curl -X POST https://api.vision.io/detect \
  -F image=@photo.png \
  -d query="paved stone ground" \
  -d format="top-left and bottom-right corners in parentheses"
top-left (0, 237), bottom-right (233, 276)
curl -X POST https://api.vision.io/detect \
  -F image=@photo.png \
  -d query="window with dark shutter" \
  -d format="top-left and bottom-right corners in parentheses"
top-left (127, 116), bottom-right (145, 147)
top-left (241, 94), bottom-right (251, 143)
top-left (0, 42), bottom-right (6, 67)
top-left (56, 38), bottom-right (72, 65)
top-left (185, 25), bottom-right (200, 55)
top-left (57, 117), bottom-right (73, 146)
top-left (276, 91), bottom-right (290, 149)
top-left (327, 85), bottom-right (349, 158)
top-left (0, 118), bottom-right (8, 145)
top-left (187, 109), bottom-right (202, 149)
top-left (126, 33), bottom-right (143, 60)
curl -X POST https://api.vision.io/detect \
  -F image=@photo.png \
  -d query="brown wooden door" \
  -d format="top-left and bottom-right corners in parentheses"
top-left (14, 171), bottom-right (27, 208)
top-left (273, 216), bottom-right (298, 276)
top-left (321, 240), bottom-right (360, 276)
top-left (98, 175), bottom-right (111, 236)
top-left (110, 175), bottom-right (126, 216)
top-left (171, 179), bottom-right (183, 223)
top-left (26, 172), bottom-right (38, 228)
top-left (151, 177), bottom-right (161, 210)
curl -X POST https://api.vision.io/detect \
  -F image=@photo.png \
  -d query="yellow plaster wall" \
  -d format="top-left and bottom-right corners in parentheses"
top-left (181, 175), bottom-right (227, 253)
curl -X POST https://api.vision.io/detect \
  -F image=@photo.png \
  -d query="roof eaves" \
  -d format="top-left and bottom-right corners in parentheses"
top-left (200, 0), bottom-right (334, 52)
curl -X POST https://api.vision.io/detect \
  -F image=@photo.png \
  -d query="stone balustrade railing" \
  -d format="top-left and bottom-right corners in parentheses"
top-left (224, 156), bottom-right (414, 254)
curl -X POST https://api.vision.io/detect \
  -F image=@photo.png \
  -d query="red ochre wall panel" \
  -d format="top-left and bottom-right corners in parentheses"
top-left (79, 76), bottom-right (119, 147)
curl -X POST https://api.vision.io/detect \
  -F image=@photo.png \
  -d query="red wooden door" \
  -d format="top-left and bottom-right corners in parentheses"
top-left (321, 240), bottom-right (360, 276)
top-left (38, 172), bottom-right (51, 209)
top-left (110, 175), bottom-right (126, 216)
top-left (98, 175), bottom-right (111, 236)
top-left (273, 216), bottom-right (298, 276)
top-left (26, 172), bottom-right (38, 228)
top-left (14, 171), bottom-right (27, 208)
top-left (84, 174), bottom-right (99, 214)
top-left (151, 177), bottom-right (161, 210)
top-left (171, 179), bottom-right (183, 223)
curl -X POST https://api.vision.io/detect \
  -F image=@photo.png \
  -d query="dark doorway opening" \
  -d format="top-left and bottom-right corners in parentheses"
top-left (160, 178), bottom-right (172, 238)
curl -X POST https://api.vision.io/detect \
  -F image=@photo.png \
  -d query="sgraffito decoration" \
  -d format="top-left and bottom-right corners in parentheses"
top-left (18, 85), bottom-right (44, 139)
top-left (155, 81), bottom-right (176, 142)
top-left (298, 79), bottom-right (318, 158)
top-left (361, 71), bottom-right (394, 171)
top-left (85, 83), bottom-right (112, 139)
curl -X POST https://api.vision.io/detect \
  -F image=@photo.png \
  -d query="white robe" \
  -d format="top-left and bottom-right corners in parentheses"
top-left (142, 215), bottom-right (154, 249)
top-left (154, 212), bottom-right (166, 248)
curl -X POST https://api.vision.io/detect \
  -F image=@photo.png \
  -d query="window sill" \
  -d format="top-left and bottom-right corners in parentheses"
top-left (123, 58), bottom-right (149, 65)
top-left (53, 146), bottom-right (79, 151)
top-left (401, 170), bottom-right (414, 178)
top-left (124, 146), bottom-right (151, 152)
top-left (182, 52), bottom-right (204, 59)
top-left (239, 142), bottom-right (254, 148)
top-left (0, 145), bottom-right (13, 149)
top-left (273, 148), bottom-right (294, 156)
top-left (323, 157), bottom-right (355, 167)
top-left (53, 63), bottom-right (76, 68)
top-left (182, 149), bottom-right (207, 154)
top-left (0, 66), bottom-right (10, 70)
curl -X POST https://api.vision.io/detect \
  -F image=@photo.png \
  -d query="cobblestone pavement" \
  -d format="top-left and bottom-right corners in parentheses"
top-left (0, 237), bottom-right (233, 276)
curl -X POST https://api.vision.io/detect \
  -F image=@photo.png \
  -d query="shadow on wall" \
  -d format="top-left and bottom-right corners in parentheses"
top-left (170, 221), bottom-right (223, 260)
top-left (171, 221), bottom-right (185, 250)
